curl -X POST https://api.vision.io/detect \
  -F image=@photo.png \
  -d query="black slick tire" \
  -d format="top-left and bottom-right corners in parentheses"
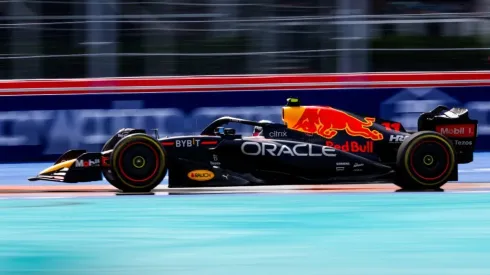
top-left (105, 133), bottom-right (167, 192)
top-left (395, 131), bottom-right (456, 190)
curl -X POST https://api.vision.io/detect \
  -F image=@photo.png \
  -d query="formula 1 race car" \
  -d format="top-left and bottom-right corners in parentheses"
top-left (29, 97), bottom-right (478, 192)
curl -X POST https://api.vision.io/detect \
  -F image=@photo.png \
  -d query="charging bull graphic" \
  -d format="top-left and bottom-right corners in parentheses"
top-left (286, 106), bottom-right (384, 140)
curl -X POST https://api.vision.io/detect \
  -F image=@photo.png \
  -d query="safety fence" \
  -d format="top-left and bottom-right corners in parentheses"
top-left (1, 0), bottom-right (488, 79)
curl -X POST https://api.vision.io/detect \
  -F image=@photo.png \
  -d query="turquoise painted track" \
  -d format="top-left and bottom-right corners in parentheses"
top-left (1, 153), bottom-right (490, 275)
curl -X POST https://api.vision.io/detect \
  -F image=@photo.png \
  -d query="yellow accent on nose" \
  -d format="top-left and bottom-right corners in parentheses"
top-left (39, 159), bottom-right (76, 175)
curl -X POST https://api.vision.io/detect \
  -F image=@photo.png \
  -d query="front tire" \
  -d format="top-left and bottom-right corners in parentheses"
top-left (107, 133), bottom-right (167, 192)
top-left (395, 131), bottom-right (456, 190)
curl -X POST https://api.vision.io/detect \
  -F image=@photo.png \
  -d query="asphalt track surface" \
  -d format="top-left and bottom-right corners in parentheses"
top-left (2, 153), bottom-right (490, 275)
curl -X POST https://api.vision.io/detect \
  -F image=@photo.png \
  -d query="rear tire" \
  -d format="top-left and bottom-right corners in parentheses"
top-left (104, 133), bottom-right (167, 192)
top-left (395, 131), bottom-right (456, 190)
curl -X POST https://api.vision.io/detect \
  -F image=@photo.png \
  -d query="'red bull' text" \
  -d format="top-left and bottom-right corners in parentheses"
top-left (325, 141), bottom-right (374, 153)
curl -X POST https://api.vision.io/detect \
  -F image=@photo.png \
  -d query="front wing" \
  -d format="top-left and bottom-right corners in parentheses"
top-left (28, 150), bottom-right (103, 183)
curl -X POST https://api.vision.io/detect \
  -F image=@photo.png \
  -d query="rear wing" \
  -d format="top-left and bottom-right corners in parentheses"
top-left (418, 105), bottom-right (478, 163)
top-left (28, 150), bottom-right (103, 183)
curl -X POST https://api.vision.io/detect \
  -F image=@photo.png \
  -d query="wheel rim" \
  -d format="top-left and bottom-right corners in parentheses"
top-left (132, 156), bottom-right (146, 169)
top-left (409, 140), bottom-right (451, 183)
top-left (422, 155), bottom-right (434, 166)
top-left (117, 142), bottom-right (160, 184)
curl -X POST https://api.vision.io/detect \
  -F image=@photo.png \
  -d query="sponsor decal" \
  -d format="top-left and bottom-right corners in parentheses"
top-left (336, 162), bottom-right (350, 166)
top-left (187, 170), bottom-right (215, 181)
top-left (389, 134), bottom-right (408, 143)
top-left (222, 174), bottom-right (230, 180)
top-left (75, 159), bottom-right (100, 167)
top-left (336, 167), bottom-right (345, 171)
top-left (241, 142), bottom-right (336, 157)
top-left (101, 156), bottom-right (110, 167)
top-left (453, 140), bottom-right (473, 146)
top-left (269, 131), bottom-right (287, 138)
top-left (352, 163), bottom-right (364, 172)
top-left (289, 106), bottom-right (383, 140)
top-left (210, 154), bottom-right (221, 166)
top-left (176, 139), bottom-right (201, 147)
top-left (436, 124), bottom-right (476, 138)
top-left (325, 141), bottom-right (374, 153)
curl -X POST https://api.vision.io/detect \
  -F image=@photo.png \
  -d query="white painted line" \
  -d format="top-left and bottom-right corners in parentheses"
top-left (474, 168), bottom-right (490, 172)
top-left (451, 191), bottom-right (490, 193)
top-left (459, 168), bottom-right (490, 173)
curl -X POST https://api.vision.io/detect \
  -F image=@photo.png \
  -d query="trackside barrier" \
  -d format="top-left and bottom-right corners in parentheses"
top-left (0, 71), bottom-right (490, 163)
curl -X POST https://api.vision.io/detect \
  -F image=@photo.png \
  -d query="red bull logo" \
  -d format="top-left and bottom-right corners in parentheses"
top-left (284, 106), bottom-right (383, 141)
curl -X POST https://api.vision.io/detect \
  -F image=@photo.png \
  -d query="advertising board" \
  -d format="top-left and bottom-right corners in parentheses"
top-left (1, 71), bottom-right (489, 163)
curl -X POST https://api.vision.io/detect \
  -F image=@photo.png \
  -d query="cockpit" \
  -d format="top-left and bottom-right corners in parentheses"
top-left (201, 98), bottom-right (302, 138)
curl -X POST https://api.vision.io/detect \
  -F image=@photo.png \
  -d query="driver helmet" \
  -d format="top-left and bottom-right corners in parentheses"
top-left (253, 120), bottom-right (272, 136)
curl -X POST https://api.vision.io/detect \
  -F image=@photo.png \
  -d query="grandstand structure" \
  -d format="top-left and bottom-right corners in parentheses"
top-left (0, 0), bottom-right (488, 79)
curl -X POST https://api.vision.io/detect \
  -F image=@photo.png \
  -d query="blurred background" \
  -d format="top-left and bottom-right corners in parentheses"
top-left (0, 0), bottom-right (488, 79)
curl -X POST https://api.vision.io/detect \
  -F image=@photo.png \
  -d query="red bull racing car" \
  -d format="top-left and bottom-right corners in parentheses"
top-left (29, 97), bottom-right (478, 192)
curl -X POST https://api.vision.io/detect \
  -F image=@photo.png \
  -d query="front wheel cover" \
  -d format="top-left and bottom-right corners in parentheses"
top-left (110, 134), bottom-right (167, 192)
top-left (396, 131), bottom-right (456, 189)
